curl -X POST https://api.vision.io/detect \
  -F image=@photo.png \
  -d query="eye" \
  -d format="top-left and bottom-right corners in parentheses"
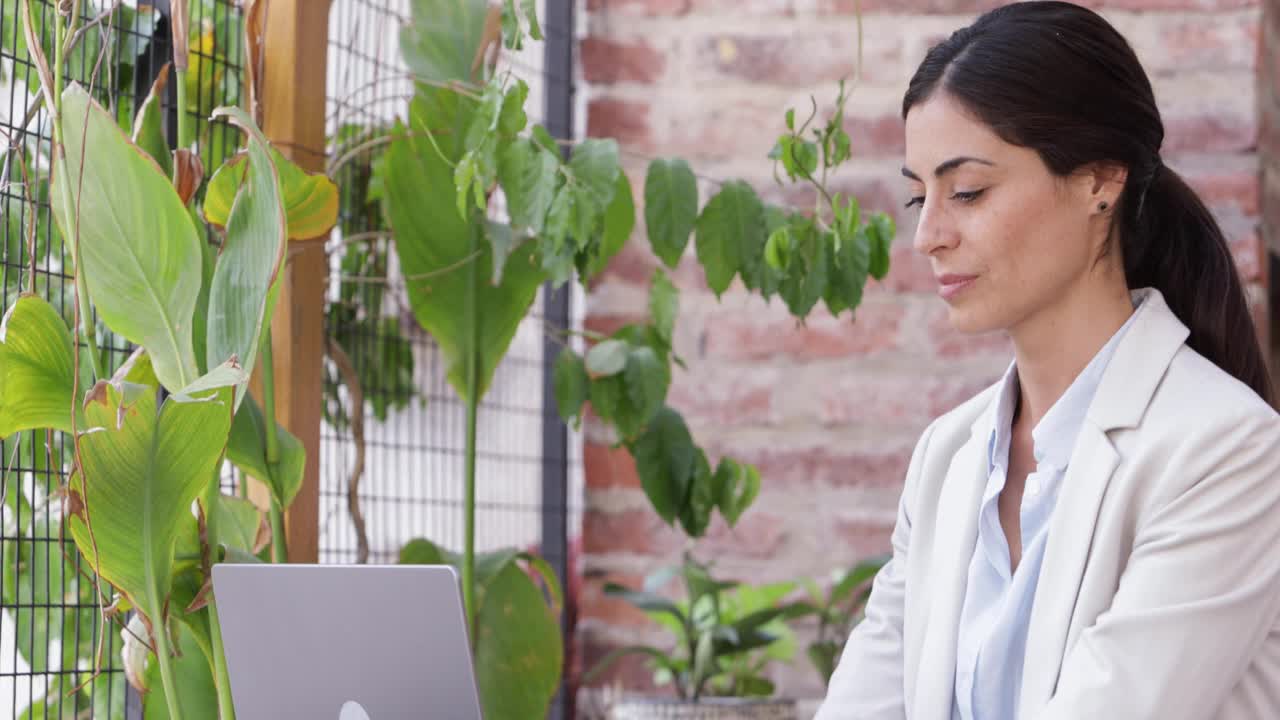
top-left (904, 195), bottom-right (924, 209)
top-left (952, 189), bottom-right (985, 203)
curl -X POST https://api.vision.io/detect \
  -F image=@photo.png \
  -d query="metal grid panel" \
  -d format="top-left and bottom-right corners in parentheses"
top-left (320, 0), bottom-right (582, 570)
top-left (0, 2), bottom-right (243, 717)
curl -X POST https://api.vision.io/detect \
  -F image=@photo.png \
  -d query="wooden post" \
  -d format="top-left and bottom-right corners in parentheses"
top-left (258, 0), bottom-right (331, 563)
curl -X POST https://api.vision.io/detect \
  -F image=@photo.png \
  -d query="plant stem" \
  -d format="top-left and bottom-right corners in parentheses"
top-left (146, 581), bottom-right (184, 719)
top-left (176, 69), bottom-right (194, 152)
top-left (202, 479), bottom-right (238, 720)
top-left (45, 2), bottom-right (103, 382)
top-left (461, 220), bottom-right (480, 637)
top-left (260, 329), bottom-right (288, 563)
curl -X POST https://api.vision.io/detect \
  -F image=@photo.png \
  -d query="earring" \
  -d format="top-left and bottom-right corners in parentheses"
top-left (1098, 201), bottom-right (1109, 212)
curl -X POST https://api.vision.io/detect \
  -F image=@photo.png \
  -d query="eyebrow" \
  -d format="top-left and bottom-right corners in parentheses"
top-left (901, 156), bottom-right (996, 181)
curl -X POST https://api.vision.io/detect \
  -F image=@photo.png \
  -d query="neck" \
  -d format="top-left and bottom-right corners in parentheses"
top-left (1009, 276), bottom-right (1134, 429)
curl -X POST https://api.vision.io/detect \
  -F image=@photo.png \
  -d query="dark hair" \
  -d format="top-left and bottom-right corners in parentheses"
top-left (903, 0), bottom-right (1274, 406)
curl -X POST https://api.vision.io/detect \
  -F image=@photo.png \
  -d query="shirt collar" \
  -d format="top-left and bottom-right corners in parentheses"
top-left (986, 292), bottom-right (1146, 473)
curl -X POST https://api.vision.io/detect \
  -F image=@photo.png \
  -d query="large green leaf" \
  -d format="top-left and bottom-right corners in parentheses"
top-left (645, 158), bottom-right (698, 268)
top-left (473, 562), bottom-right (564, 720)
top-left (203, 147), bottom-right (340, 240)
top-left (630, 406), bottom-right (697, 526)
top-left (0, 294), bottom-right (79, 435)
top-left (553, 347), bottom-right (589, 426)
top-left (132, 63), bottom-right (173, 177)
top-left (383, 89), bottom-right (545, 402)
top-left (695, 181), bottom-right (765, 297)
top-left (204, 106), bottom-right (288, 410)
top-left (400, 0), bottom-right (489, 84)
top-left (66, 366), bottom-right (241, 654)
top-left (497, 137), bottom-right (559, 233)
top-left (53, 83), bottom-right (201, 393)
top-left (398, 540), bottom-right (564, 720)
top-left (225, 394), bottom-right (306, 509)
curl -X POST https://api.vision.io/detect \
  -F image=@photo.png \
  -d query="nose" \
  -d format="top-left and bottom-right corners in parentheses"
top-left (911, 202), bottom-right (959, 256)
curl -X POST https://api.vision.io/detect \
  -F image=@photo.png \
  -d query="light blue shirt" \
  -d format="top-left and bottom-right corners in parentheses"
top-left (952, 301), bottom-right (1141, 720)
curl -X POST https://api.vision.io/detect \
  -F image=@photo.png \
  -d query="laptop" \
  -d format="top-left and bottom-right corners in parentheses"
top-left (211, 564), bottom-right (484, 719)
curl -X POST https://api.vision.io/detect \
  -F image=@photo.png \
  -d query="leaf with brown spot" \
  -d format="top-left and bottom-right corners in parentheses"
top-left (173, 149), bottom-right (204, 206)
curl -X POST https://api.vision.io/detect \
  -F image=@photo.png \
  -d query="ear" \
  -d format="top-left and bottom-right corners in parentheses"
top-left (1081, 161), bottom-right (1129, 209)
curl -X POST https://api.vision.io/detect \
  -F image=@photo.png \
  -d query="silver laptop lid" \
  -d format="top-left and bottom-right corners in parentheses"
top-left (212, 564), bottom-right (483, 720)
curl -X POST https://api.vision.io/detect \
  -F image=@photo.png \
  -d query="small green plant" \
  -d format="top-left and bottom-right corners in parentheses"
top-left (796, 555), bottom-right (890, 687)
top-left (585, 553), bottom-right (808, 700)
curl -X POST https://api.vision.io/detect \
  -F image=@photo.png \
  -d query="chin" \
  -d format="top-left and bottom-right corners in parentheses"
top-left (943, 301), bottom-right (1005, 335)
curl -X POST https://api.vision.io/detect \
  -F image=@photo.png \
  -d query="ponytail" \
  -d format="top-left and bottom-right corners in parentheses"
top-left (1120, 160), bottom-right (1274, 406)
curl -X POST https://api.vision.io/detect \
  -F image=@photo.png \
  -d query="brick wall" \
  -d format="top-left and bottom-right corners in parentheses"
top-left (1262, 0), bottom-right (1280, 371)
top-left (577, 0), bottom-right (1268, 706)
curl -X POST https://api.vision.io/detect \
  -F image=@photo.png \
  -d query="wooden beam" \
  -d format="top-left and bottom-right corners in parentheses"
top-left (259, 0), bottom-right (331, 563)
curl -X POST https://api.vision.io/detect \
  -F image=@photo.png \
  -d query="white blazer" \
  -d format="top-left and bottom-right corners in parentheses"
top-left (815, 288), bottom-right (1280, 720)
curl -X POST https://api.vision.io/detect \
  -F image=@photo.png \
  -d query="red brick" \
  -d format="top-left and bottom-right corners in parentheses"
top-left (688, 0), bottom-right (794, 13)
top-left (583, 508), bottom-right (683, 556)
top-left (585, 0), bottom-right (691, 14)
top-left (1136, 15), bottom-right (1259, 76)
top-left (1182, 165), bottom-right (1260, 216)
top-left (876, 241), bottom-right (935, 294)
top-left (587, 97), bottom-right (652, 149)
top-left (700, 300), bottom-right (905, 362)
top-left (584, 312), bottom-right (649, 340)
top-left (585, 441), bottom-right (643, 490)
top-left (800, 0), bottom-right (1005, 12)
top-left (818, 372), bottom-right (997, 428)
top-left (802, 0), bottom-right (1256, 14)
top-left (927, 301), bottom-right (1012, 358)
top-left (667, 365), bottom-right (778, 426)
top-left (663, 97), bottom-right (786, 163)
top-left (695, 510), bottom-right (790, 559)
top-left (845, 112), bottom-right (906, 157)
top-left (717, 441), bottom-right (914, 491)
top-left (581, 37), bottom-right (667, 85)
top-left (829, 515), bottom-right (895, 558)
top-left (590, 236), bottom-right (661, 290)
top-left (694, 31), bottom-right (903, 89)
top-left (1163, 107), bottom-right (1257, 154)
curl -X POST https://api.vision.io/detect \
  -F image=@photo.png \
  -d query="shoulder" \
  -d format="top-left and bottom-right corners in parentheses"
top-left (1122, 344), bottom-right (1280, 499)
top-left (1143, 345), bottom-right (1278, 438)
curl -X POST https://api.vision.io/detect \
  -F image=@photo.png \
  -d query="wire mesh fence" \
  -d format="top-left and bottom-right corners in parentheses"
top-left (1, 0), bottom-right (581, 716)
top-left (0, 1), bottom-right (244, 717)
top-left (320, 0), bottom-right (583, 717)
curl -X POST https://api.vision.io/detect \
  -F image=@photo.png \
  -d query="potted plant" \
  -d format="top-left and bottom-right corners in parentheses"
top-left (796, 556), bottom-right (890, 689)
top-left (583, 550), bottom-right (812, 720)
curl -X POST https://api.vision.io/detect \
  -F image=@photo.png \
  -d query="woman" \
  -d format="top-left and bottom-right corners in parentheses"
top-left (814, 3), bottom-right (1280, 719)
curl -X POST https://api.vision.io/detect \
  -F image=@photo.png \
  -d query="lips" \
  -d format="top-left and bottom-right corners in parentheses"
top-left (936, 273), bottom-right (978, 300)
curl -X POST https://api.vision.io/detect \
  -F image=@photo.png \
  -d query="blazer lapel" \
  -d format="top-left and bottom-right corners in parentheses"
top-left (1017, 287), bottom-right (1191, 717)
top-left (1017, 424), bottom-right (1119, 717)
top-left (913, 425), bottom-right (990, 720)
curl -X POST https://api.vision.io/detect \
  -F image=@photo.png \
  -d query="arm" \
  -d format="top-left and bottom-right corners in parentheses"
top-left (814, 421), bottom-right (938, 720)
top-left (1036, 409), bottom-right (1280, 720)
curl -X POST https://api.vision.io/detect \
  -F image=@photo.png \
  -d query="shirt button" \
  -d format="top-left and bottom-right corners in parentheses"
top-left (1026, 475), bottom-right (1041, 497)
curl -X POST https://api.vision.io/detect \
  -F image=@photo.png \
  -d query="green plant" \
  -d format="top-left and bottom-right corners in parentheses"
top-left (0, 2), bottom-right (338, 718)
top-left (376, 0), bottom-right (892, 712)
top-left (795, 555), bottom-right (890, 687)
top-left (585, 553), bottom-right (809, 701)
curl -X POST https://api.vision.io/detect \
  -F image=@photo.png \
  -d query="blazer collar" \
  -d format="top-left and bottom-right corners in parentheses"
top-left (1086, 287), bottom-right (1190, 431)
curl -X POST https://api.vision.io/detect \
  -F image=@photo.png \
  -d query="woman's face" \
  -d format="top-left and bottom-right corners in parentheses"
top-left (902, 92), bottom-right (1108, 335)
